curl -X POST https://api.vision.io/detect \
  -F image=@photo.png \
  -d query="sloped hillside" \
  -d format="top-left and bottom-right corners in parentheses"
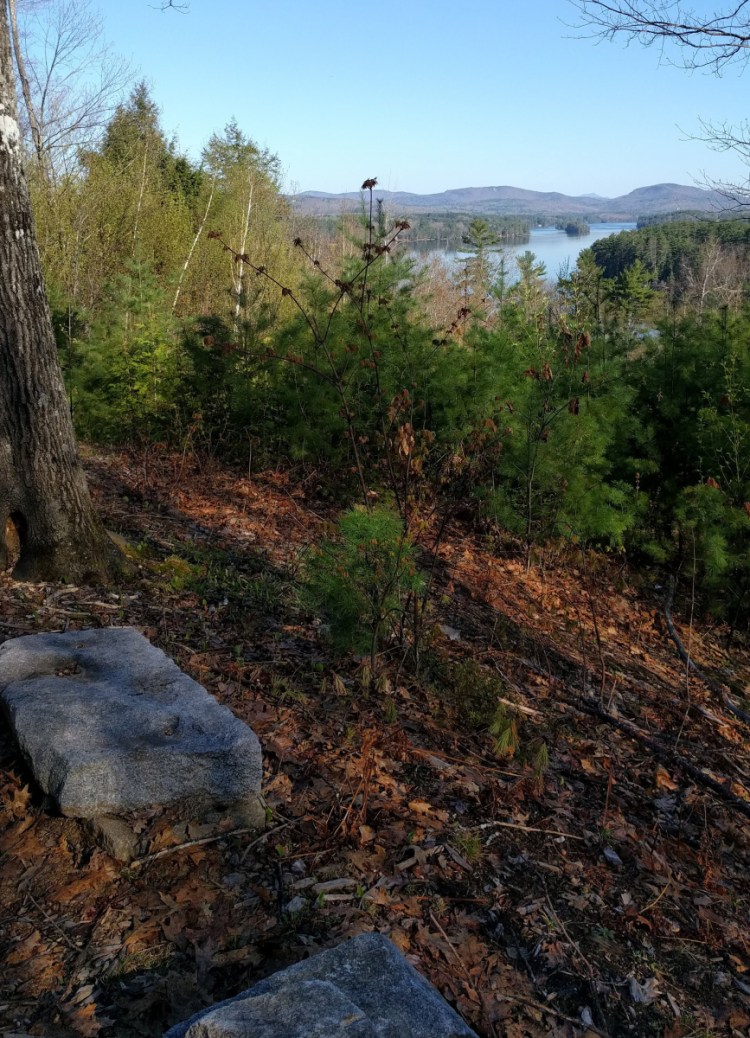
top-left (1, 447), bottom-right (748, 1038)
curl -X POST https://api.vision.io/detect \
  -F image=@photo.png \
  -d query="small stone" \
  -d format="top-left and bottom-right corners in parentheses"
top-left (282, 896), bottom-right (308, 916)
top-left (602, 847), bottom-right (623, 867)
top-left (425, 755), bottom-right (453, 773)
top-left (86, 816), bottom-right (141, 862)
top-left (312, 878), bottom-right (357, 894)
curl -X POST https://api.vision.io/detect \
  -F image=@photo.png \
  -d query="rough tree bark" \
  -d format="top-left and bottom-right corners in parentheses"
top-left (0, 0), bottom-right (116, 582)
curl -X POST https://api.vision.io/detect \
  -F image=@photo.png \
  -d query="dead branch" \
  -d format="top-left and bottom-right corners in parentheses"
top-left (565, 694), bottom-right (750, 820)
top-left (664, 576), bottom-right (750, 725)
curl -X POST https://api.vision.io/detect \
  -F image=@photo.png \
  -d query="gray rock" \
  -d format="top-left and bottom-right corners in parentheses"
top-left (0, 628), bottom-right (262, 820)
top-left (602, 847), bottom-right (623, 867)
top-left (186, 980), bottom-right (374, 1038)
top-left (282, 895), bottom-right (308, 916)
top-left (85, 815), bottom-right (143, 861)
top-left (165, 933), bottom-right (477, 1038)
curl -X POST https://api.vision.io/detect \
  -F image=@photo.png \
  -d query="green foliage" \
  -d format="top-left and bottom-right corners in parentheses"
top-left (671, 482), bottom-right (750, 628)
top-left (511, 250), bottom-right (548, 321)
top-left (450, 829), bottom-right (484, 863)
top-left (100, 81), bottom-right (163, 168)
top-left (67, 262), bottom-right (182, 443)
top-left (258, 243), bottom-right (444, 482)
top-left (458, 218), bottom-right (506, 319)
top-left (557, 250), bottom-right (605, 333)
top-left (202, 118), bottom-right (280, 185)
top-left (558, 220), bottom-right (591, 236)
top-left (606, 259), bottom-right (656, 328)
top-left (140, 537), bottom-right (288, 612)
top-left (591, 217), bottom-right (750, 283)
top-left (304, 504), bottom-right (423, 659)
top-left (432, 658), bottom-right (548, 772)
top-left (24, 72), bottom-right (750, 634)
top-left (489, 703), bottom-right (520, 757)
top-left (608, 304), bottom-right (750, 625)
top-left (477, 303), bottom-right (638, 553)
top-left (438, 658), bottom-right (507, 730)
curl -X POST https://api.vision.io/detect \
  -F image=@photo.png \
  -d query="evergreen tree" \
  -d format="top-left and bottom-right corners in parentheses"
top-left (68, 261), bottom-right (182, 444)
top-left (460, 217), bottom-right (502, 318)
top-left (606, 258), bottom-right (655, 329)
top-left (482, 306), bottom-right (636, 558)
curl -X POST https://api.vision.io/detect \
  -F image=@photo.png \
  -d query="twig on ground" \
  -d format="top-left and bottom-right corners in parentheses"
top-left (480, 820), bottom-right (585, 841)
top-left (130, 820), bottom-right (293, 869)
top-left (495, 993), bottom-right (611, 1038)
top-left (24, 891), bottom-right (80, 952)
top-left (545, 893), bottom-right (597, 979)
top-left (640, 876), bottom-right (672, 916)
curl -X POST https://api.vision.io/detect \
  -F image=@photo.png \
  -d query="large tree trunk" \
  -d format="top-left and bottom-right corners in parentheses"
top-left (0, 0), bottom-right (116, 583)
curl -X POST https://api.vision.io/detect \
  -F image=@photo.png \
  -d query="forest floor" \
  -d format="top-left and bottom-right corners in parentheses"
top-left (1, 445), bottom-right (749, 1038)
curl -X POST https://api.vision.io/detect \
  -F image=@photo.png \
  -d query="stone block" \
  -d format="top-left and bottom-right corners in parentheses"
top-left (165, 932), bottom-right (477, 1037)
top-left (0, 628), bottom-right (263, 827)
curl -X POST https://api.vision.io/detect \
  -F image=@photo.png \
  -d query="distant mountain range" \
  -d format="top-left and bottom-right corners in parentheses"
top-left (290, 183), bottom-right (725, 219)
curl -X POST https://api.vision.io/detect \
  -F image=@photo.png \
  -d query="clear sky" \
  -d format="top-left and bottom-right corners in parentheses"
top-left (95, 0), bottom-right (749, 198)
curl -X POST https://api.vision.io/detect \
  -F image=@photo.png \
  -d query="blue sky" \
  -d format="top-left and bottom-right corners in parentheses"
top-left (97, 0), bottom-right (749, 197)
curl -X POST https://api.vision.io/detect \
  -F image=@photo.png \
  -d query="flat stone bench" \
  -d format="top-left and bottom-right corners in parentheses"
top-left (0, 627), bottom-right (263, 860)
top-left (165, 932), bottom-right (478, 1038)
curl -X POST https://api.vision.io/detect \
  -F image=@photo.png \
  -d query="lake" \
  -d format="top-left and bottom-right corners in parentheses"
top-left (415, 221), bottom-right (637, 283)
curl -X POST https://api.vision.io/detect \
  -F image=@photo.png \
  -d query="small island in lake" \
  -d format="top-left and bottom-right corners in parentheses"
top-left (557, 219), bottom-right (591, 236)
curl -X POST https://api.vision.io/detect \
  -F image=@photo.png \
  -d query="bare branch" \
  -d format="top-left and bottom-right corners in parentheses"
top-left (13, 0), bottom-right (133, 176)
top-left (691, 117), bottom-right (750, 207)
top-left (569, 0), bottom-right (750, 72)
top-left (570, 1), bottom-right (750, 208)
top-left (7, 0), bottom-right (43, 162)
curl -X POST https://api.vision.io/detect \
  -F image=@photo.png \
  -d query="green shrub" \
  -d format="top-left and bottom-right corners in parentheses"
top-left (303, 504), bottom-right (423, 662)
top-left (68, 261), bottom-right (182, 444)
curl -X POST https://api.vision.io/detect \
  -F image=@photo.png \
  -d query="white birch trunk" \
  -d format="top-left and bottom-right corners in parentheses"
top-left (172, 177), bottom-right (215, 314)
top-left (232, 175), bottom-right (254, 327)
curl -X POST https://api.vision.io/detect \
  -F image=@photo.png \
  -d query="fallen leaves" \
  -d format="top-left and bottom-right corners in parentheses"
top-left (61, 1002), bottom-right (104, 1037)
top-left (50, 858), bottom-right (118, 904)
top-left (1, 447), bottom-right (749, 1038)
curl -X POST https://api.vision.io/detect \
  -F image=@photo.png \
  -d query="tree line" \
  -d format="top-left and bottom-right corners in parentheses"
top-left (2, 0), bottom-right (750, 641)
top-left (21, 77), bottom-right (750, 632)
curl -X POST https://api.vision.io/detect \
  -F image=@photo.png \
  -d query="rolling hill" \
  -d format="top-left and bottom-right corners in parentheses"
top-left (291, 182), bottom-right (725, 219)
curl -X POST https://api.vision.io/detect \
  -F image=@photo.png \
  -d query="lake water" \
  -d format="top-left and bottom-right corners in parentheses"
top-left (417, 221), bottom-right (637, 283)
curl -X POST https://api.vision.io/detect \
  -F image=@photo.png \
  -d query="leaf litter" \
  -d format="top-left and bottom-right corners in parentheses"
top-left (0, 444), bottom-right (748, 1038)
